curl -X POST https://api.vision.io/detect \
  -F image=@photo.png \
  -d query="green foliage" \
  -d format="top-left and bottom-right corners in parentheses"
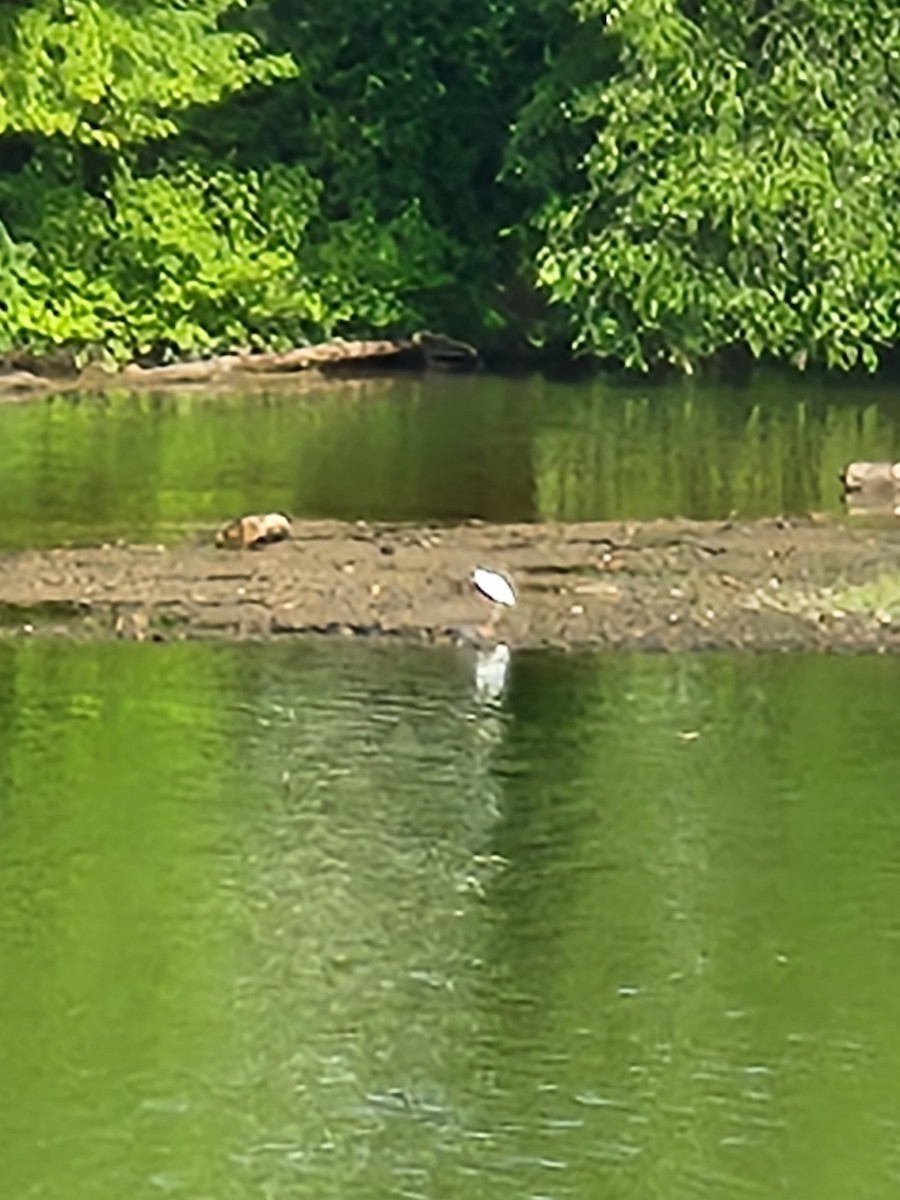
top-left (0, 162), bottom-right (312, 357)
top-left (189, 0), bottom-right (549, 338)
top-left (9, 0), bottom-right (900, 369)
top-left (0, 0), bottom-right (308, 359)
top-left (0, 0), bottom-right (548, 360)
top-left (0, 0), bottom-right (294, 148)
top-left (513, 0), bottom-right (900, 370)
top-left (236, 0), bottom-right (535, 240)
top-left (0, 156), bottom-right (462, 358)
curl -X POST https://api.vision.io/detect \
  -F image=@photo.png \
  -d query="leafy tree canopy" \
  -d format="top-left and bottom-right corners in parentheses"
top-left (0, 0), bottom-right (294, 148)
top-left (513, 0), bottom-right (900, 370)
top-left (1, 0), bottom-right (898, 371)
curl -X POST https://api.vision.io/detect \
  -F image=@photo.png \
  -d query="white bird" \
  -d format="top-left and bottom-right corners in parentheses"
top-left (470, 567), bottom-right (516, 638)
top-left (471, 567), bottom-right (516, 609)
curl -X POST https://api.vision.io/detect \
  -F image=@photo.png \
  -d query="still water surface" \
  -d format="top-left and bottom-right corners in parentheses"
top-left (2, 372), bottom-right (900, 548)
top-left (2, 639), bottom-right (900, 1198)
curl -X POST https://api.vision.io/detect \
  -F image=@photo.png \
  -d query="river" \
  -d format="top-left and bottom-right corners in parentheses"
top-left (0, 372), bottom-right (898, 548)
top-left (1, 373), bottom-right (899, 1199)
top-left (2, 639), bottom-right (900, 1199)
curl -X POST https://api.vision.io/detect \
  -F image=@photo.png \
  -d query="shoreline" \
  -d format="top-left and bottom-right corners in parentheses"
top-left (0, 334), bottom-right (486, 402)
top-left (1, 516), bottom-right (899, 652)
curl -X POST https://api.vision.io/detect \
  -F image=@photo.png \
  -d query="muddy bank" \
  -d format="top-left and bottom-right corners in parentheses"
top-left (2, 517), bottom-right (900, 651)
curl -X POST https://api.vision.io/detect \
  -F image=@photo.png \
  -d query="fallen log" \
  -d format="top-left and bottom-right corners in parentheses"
top-left (0, 369), bottom-right (53, 394)
top-left (845, 496), bottom-right (900, 517)
top-left (410, 331), bottom-right (481, 370)
top-left (216, 512), bottom-right (293, 549)
top-left (234, 332), bottom-right (480, 374)
top-left (0, 332), bottom-right (482, 401)
top-left (235, 339), bottom-right (408, 374)
top-left (841, 461), bottom-right (900, 492)
top-left (119, 357), bottom-right (243, 385)
top-left (840, 462), bottom-right (900, 517)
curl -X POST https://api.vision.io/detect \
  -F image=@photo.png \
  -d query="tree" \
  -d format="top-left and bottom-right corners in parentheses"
top-left (512, 0), bottom-right (900, 371)
top-left (0, 0), bottom-right (552, 360)
top-left (187, 0), bottom-right (551, 338)
top-left (0, 0), bottom-right (300, 359)
top-left (0, 0), bottom-right (290, 149)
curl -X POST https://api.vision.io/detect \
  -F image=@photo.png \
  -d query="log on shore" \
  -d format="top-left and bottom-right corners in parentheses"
top-left (0, 332), bottom-right (481, 398)
top-left (0, 369), bottom-right (54, 394)
top-left (234, 331), bottom-right (480, 375)
top-left (841, 462), bottom-right (900, 516)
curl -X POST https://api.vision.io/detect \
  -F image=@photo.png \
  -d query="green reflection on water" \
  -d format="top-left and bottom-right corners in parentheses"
top-left (2, 374), bottom-right (900, 548)
top-left (0, 378), bottom-right (536, 549)
top-left (2, 642), bottom-right (900, 1198)
top-left (0, 641), bottom-right (239, 1196)
top-left (531, 375), bottom-right (900, 522)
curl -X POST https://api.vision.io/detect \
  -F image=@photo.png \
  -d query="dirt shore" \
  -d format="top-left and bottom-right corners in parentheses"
top-left (2, 516), bottom-right (900, 651)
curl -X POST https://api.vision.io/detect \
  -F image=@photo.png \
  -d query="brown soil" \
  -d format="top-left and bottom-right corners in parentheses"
top-left (2, 516), bottom-right (900, 651)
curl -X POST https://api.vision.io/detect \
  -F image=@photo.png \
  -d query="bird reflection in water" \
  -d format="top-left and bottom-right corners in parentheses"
top-left (462, 566), bottom-right (517, 703)
top-left (474, 641), bottom-right (511, 702)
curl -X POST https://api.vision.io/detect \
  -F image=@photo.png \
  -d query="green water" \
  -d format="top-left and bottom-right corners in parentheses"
top-left (3, 373), bottom-right (900, 548)
top-left (3, 639), bottom-right (900, 1199)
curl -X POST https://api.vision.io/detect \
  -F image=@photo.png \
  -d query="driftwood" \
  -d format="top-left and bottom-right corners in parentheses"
top-left (841, 462), bottom-right (900, 516)
top-left (216, 512), bottom-right (293, 550)
top-left (237, 339), bottom-right (404, 373)
top-left (119, 356), bottom-right (244, 385)
top-left (0, 332), bottom-right (481, 399)
top-left (841, 462), bottom-right (900, 491)
top-left (232, 332), bottom-right (479, 375)
top-left (0, 369), bottom-right (53, 393)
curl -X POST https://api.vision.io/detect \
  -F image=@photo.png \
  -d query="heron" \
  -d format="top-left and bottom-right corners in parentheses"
top-left (471, 566), bottom-right (517, 636)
